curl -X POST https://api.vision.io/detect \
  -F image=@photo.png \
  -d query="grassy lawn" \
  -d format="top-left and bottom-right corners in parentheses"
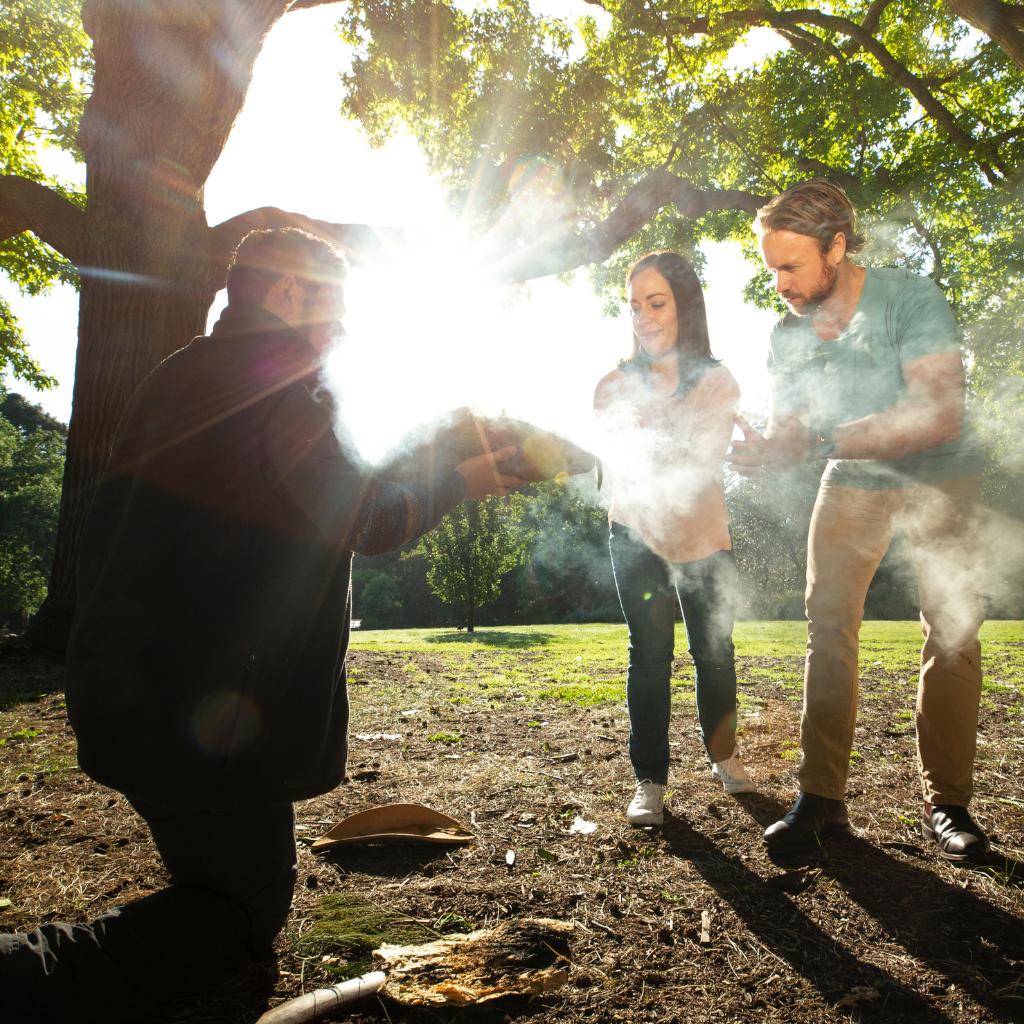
top-left (2, 622), bottom-right (1023, 1023)
top-left (350, 618), bottom-right (1024, 704)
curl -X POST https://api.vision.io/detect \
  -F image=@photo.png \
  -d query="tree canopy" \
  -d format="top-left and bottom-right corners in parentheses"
top-left (339, 0), bottom-right (1024, 326)
top-left (0, 388), bottom-right (65, 625)
top-left (0, 0), bottom-right (89, 387)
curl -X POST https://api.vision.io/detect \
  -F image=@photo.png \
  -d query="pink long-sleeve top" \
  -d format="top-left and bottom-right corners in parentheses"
top-left (593, 362), bottom-right (739, 565)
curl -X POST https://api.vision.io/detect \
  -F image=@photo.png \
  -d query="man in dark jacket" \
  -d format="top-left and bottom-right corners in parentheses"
top-left (0, 228), bottom-right (523, 1022)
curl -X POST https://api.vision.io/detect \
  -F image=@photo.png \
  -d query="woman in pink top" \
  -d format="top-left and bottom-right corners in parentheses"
top-left (594, 251), bottom-right (753, 827)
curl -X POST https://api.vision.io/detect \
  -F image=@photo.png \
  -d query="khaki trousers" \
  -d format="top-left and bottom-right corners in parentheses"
top-left (799, 475), bottom-right (984, 806)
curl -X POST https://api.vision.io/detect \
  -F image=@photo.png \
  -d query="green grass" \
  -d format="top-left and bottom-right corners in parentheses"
top-left (426, 731), bottom-right (462, 744)
top-left (350, 621), bottom-right (1024, 706)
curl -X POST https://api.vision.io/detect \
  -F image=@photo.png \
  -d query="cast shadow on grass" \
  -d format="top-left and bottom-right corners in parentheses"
top-left (0, 640), bottom-right (64, 711)
top-left (819, 836), bottom-right (1024, 1013)
top-left (426, 631), bottom-right (556, 649)
top-left (314, 843), bottom-right (453, 879)
top-left (672, 797), bottom-right (1024, 1019)
top-left (659, 811), bottom-right (954, 1022)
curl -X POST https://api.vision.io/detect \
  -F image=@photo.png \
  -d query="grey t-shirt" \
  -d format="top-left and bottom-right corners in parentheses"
top-left (767, 266), bottom-right (981, 489)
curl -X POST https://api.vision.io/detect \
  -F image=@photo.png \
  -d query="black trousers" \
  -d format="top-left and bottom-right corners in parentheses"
top-left (0, 798), bottom-right (297, 1023)
top-left (609, 523), bottom-right (740, 779)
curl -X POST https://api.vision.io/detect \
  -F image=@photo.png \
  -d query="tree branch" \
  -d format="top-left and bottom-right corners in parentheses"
top-left (660, 6), bottom-right (1008, 183)
top-left (862, 0), bottom-right (898, 36)
top-left (791, 157), bottom-right (862, 192)
top-left (0, 176), bottom-right (86, 266)
top-left (840, 0), bottom-right (896, 56)
top-left (494, 172), bottom-right (767, 281)
top-left (209, 177), bottom-right (767, 288)
top-left (776, 25), bottom-right (846, 62)
top-left (910, 213), bottom-right (947, 286)
top-left (945, 0), bottom-right (1024, 69)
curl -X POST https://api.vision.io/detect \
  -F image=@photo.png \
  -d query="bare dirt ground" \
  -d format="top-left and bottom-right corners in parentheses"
top-left (2, 641), bottom-right (1023, 1023)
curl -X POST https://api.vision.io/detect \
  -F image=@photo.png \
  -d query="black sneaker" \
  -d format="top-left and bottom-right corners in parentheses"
top-left (922, 804), bottom-right (990, 863)
top-left (764, 792), bottom-right (850, 852)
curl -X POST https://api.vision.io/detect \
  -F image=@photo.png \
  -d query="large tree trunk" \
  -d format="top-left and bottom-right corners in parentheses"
top-left (27, 0), bottom-right (289, 652)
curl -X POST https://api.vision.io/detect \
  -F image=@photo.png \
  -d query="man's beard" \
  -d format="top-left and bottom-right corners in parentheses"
top-left (794, 260), bottom-right (839, 314)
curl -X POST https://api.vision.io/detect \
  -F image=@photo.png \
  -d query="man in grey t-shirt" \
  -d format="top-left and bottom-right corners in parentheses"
top-left (730, 180), bottom-right (989, 863)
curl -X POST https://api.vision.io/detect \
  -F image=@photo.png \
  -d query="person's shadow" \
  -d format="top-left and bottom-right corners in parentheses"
top-left (314, 842), bottom-right (454, 879)
top-left (662, 793), bottom-right (1024, 1020)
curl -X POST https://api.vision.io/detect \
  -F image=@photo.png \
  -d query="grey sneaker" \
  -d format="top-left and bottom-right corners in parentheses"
top-left (626, 780), bottom-right (666, 826)
top-left (712, 751), bottom-right (755, 794)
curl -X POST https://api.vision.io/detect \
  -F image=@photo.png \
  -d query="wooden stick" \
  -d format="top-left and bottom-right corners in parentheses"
top-left (255, 971), bottom-right (386, 1024)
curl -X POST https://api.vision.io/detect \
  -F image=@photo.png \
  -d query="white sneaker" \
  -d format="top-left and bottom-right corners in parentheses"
top-left (712, 752), bottom-right (756, 794)
top-left (626, 780), bottom-right (666, 826)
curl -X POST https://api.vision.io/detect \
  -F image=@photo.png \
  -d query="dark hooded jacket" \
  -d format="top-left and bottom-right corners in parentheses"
top-left (65, 304), bottom-right (465, 808)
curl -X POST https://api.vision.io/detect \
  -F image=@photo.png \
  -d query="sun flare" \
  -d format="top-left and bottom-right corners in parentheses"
top-left (323, 222), bottom-right (626, 465)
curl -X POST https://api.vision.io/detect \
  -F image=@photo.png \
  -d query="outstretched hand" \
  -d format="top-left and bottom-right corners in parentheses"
top-left (727, 415), bottom-right (771, 477)
top-left (456, 446), bottom-right (528, 499)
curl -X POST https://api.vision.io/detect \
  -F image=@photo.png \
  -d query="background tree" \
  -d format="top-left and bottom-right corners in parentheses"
top-left (351, 568), bottom-right (405, 628)
top-left (727, 463), bottom-right (918, 618)
top-left (0, 390), bottom-right (66, 628)
top-left (516, 479), bottom-right (620, 623)
top-left (418, 494), bottom-right (528, 631)
top-left (0, 392), bottom-right (68, 438)
top-left (727, 467), bottom-right (816, 618)
top-left (0, 0), bottom-right (87, 389)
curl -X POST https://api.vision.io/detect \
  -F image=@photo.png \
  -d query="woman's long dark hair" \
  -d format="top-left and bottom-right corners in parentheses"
top-left (623, 250), bottom-right (718, 395)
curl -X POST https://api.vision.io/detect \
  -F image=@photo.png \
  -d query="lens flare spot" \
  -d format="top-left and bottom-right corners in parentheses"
top-left (190, 689), bottom-right (261, 755)
top-left (508, 155), bottom-right (567, 201)
top-left (522, 431), bottom-right (566, 478)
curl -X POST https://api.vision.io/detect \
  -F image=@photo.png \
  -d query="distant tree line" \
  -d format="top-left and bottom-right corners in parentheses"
top-left (354, 479), bottom-right (622, 631)
top-left (0, 390), bottom-right (66, 630)
top-left (0, 391), bottom-right (1016, 636)
top-left (355, 451), bottom-right (1024, 631)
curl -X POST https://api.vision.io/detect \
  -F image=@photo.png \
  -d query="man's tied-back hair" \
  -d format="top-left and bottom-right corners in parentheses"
top-left (225, 228), bottom-right (348, 306)
top-left (755, 179), bottom-right (866, 255)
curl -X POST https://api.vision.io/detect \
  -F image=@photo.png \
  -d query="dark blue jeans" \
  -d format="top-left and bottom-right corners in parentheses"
top-left (0, 798), bottom-right (297, 1023)
top-left (609, 522), bottom-right (739, 782)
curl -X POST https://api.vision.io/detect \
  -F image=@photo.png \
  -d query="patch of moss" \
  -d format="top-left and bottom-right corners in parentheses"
top-left (295, 893), bottom-right (434, 976)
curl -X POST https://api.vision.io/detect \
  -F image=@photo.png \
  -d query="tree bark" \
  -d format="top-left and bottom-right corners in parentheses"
top-left (945, 0), bottom-right (1024, 69)
top-left (27, 0), bottom-right (292, 652)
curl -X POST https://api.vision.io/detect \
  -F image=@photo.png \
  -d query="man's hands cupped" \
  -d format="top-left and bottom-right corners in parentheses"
top-left (727, 415), bottom-right (810, 476)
